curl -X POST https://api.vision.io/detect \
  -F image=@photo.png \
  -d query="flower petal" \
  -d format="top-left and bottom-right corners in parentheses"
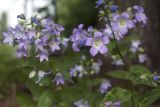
top-left (102, 36), bottom-right (109, 44)
top-left (90, 47), bottom-right (98, 56)
top-left (99, 45), bottom-right (108, 54)
top-left (72, 42), bottom-right (80, 51)
top-left (94, 31), bottom-right (102, 38)
top-left (86, 38), bottom-right (93, 46)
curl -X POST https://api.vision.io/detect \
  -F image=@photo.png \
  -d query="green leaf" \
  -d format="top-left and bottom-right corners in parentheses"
top-left (107, 70), bottom-right (129, 80)
top-left (107, 40), bottom-right (116, 52)
top-left (103, 87), bottom-right (131, 104)
top-left (37, 91), bottom-right (53, 107)
top-left (16, 92), bottom-right (35, 107)
top-left (138, 87), bottom-right (160, 107)
top-left (108, 65), bottom-right (157, 87)
top-left (26, 80), bottom-right (44, 98)
top-left (129, 65), bottom-right (157, 87)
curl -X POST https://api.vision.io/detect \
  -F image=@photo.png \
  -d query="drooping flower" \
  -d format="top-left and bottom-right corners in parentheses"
top-left (138, 54), bottom-right (148, 63)
top-left (3, 28), bottom-right (14, 46)
top-left (36, 49), bottom-right (49, 62)
top-left (17, 47), bottom-right (27, 58)
top-left (70, 67), bottom-right (78, 78)
top-left (130, 40), bottom-right (141, 53)
top-left (75, 65), bottom-right (87, 78)
top-left (35, 70), bottom-right (52, 84)
top-left (35, 36), bottom-right (48, 52)
top-left (133, 5), bottom-right (147, 25)
top-left (27, 29), bottom-right (36, 40)
top-left (99, 80), bottom-right (111, 94)
top-left (70, 24), bottom-right (87, 51)
top-left (90, 60), bottom-right (102, 74)
top-left (112, 12), bottom-right (135, 36)
top-left (61, 38), bottom-right (70, 48)
top-left (49, 38), bottom-right (61, 53)
top-left (105, 101), bottom-right (121, 107)
top-left (14, 24), bottom-right (27, 40)
top-left (86, 31), bottom-right (109, 56)
top-left (74, 99), bottom-right (90, 107)
top-left (96, 0), bottom-right (104, 7)
top-left (53, 73), bottom-right (65, 85)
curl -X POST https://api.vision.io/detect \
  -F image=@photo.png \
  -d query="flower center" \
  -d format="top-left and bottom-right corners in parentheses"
top-left (119, 19), bottom-right (126, 27)
top-left (94, 39), bottom-right (102, 49)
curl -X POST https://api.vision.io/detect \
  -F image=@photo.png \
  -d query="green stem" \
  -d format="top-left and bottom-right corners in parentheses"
top-left (102, 4), bottom-right (135, 106)
top-left (102, 6), bottom-right (127, 68)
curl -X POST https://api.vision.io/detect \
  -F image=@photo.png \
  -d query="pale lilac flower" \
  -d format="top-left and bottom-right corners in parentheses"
top-left (130, 40), bottom-right (141, 53)
top-left (70, 24), bottom-right (87, 51)
top-left (96, 0), bottom-right (104, 7)
top-left (133, 5), bottom-right (147, 25)
top-left (111, 55), bottom-right (124, 66)
top-left (35, 70), bottom-right (52, 84)
top-left (99, 80), bottom-right (111, 94)
top-left (138, 54), bottom-right (148, 63)
top-left (112, 59), bottom-right (124, 66)
top-left (112, 12), bottom-right (135, 36)
top-left (41, 18), bottom-right (53, 28)
top-left (61, 38), bottom-right (70, 48)
top-left (3, 28), bottom-right (14, 46)
top-left (17, 39), bottom-right (28, 50)
top-left (35, 36), bottom-right (48, 51)
top-left (49, 39), bottom-right (60, 52)
top-left (14, 24), bottom-right (27, 40)
top-left (36, 49), bottom-right (49, 62)
top-left (88, 26), bottom-right (94, 32)
top-left (91, 60), bottom-right (102, 74)
top-left (86, 31), bottom-right (109, 56)
top-left (53, 73), bottom-right (65, 85)
top-left (103, 24), bottom-right (123, 40)
top-left (75, 65), bottom-right (86, 78)
top-left (52, 24), bottom-right (65, 36)
top-left (27, 29), bottom-right (36, 39)
top-left (74, 99), bottom-right (89, 107)
top-left (41, 18), bottom-right (64, 36)
top-left (70, 67), bottom-right (78, 77)
top-left (105, 101), bottom-right (121, 107)
top-left (17, 47), bottom-right (27, 58)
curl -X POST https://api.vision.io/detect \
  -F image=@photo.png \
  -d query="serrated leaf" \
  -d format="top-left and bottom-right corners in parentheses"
top-left (37, 91), bottom-right (53, 107)
top-left (26, 80), bottom-right (44, 98)
top-left (138, 87), bottom-right (160, 107)
top-left (103, 87), bottom-right (131, 103)
top-left (129, 65), bottom-right (157, 87)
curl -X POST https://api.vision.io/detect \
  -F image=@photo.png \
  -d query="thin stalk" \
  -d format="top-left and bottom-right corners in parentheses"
top-left (102, 6), bottom-right (128, 68)
top-left (102, 5), bottom-right (135, 106)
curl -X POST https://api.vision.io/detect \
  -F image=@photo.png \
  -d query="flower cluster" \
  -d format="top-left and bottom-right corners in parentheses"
top-left (69, 56), bottom-right (102, 78)
top-left (70, 25), bottom-right (110, 56)
top-left (3, 15), bottom-right (69, 62)
top-left (29, 70), bottom-right (65, 86)
top-left (103, 5), bottom-right (147, 41)
top-left (130, 40), bottom-right (148, 63)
